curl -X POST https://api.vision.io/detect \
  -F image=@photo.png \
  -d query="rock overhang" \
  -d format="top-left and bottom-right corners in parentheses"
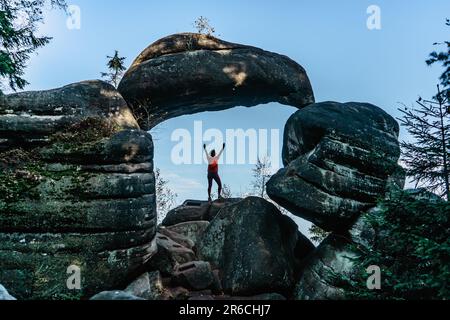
top-left (118, 33), bottom-right (315, 129)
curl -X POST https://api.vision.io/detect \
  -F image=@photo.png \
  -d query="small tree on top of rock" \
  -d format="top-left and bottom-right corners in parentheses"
top-left (193, 16), bottom-right (216, 36)
top-left (0, 0), bottom-right (67, 92)
top-left (101, 50), bottom-right (126, 88)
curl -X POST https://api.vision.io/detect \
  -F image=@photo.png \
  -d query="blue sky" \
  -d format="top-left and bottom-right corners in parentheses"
top-left (20, 0), bottom-right (450, 235)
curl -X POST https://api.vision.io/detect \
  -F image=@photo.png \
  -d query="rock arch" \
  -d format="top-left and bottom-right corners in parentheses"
top-left (117, 33), bottom-right (315, 129)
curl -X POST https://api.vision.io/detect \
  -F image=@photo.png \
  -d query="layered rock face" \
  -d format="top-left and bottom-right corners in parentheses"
top-left (0, 81), bottom-right (157, 299)
top-left (0, 284), bottom-right (16, 300)
top-left (198, 197), bottom-right (314, 296)
top-left (267, 102), bottom-right (405, 232)
top-left (118, 33), bottom-right (315, 129)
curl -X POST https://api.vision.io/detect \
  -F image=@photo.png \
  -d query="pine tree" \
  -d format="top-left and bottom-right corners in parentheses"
top-left (399, 87), bottom-right (450, 200)
top-left (0, 0), bottom-right (67, 92)
top-left (399, 20), bottom-right (450, 201)
top-left (101, 50), bottom-right (126, 88)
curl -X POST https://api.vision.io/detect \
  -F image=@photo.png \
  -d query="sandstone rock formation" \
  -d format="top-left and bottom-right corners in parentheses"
top-left (0, 33), bottom-right (411, 301)
top-left (158, 227), bottom-right (195, 250)
top-left (0, 81), bottom-right (157, 299)
top-left (267, 102), bottom-right (405, 232)
top-left (118, 33), bottom-right (315, 129)
top-left (198, 197), bottom-right (314, 296)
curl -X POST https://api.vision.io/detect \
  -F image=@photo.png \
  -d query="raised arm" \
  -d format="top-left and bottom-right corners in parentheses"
top-left (216, 143), bottom-right (226, 159)
top-left (203, 144), bottom-right (211, 161)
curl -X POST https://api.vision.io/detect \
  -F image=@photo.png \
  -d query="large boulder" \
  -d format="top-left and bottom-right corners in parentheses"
top-left (198, 197), bottom-right (314, 296)
top-left (118, 33), bottom-right (315, 129)
top-left (161, 198), bottom-right (241, 226)
top-left (267, 102), bottom-right (404, 232)
top-left (0, 81), bottom-right (158, 299)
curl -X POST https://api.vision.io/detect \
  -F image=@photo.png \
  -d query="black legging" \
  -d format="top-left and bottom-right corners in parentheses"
top-left (208, 172), bottom-right (222, 198)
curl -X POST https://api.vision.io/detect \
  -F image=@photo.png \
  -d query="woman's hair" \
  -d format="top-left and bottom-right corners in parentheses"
top-left (210, 149), bottom-right (216, 157)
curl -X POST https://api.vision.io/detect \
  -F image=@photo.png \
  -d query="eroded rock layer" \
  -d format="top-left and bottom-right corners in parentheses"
top-left (0, 81), bottom-right (157, 299)
top-left (267, 102), bottom-right (404, 232)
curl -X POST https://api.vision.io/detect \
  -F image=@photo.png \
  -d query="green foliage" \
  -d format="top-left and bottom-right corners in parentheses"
top-left (193, 16), bottom-right (216, 36)
top-left (426, 19), bottom-right (450, 99)
top-left (0, 0), bottom-right (67, 91)
top-left (0, 168), bottom-right (41, 202)
top-left (0, 148), bottom-right (42, 202)
top-left (101, 50), bottom-right (126, 88)
top-left (0, 117), bottom-right (118, 204)
top-left (398, 88), bottom-right (450, 199)
top-left (399, 19), bottom-right (450, 200)
top-left (338, 190), bottom-right (450, 300)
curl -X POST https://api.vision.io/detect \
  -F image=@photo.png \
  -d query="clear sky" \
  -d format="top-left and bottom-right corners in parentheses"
top-left (20, 0), bottom-right (450, 236)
